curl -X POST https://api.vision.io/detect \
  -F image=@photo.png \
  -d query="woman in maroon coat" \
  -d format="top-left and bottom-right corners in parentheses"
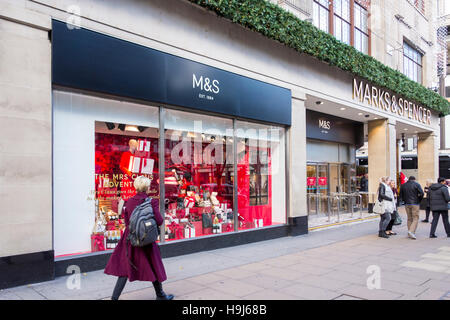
top-left (104, 176), bottom-right (173, 300)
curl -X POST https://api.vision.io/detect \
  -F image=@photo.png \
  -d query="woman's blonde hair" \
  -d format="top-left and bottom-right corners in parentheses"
top-left (134, 176), bottom-right (151, 193)
top-left (380, 176), bottom-right (391, 184)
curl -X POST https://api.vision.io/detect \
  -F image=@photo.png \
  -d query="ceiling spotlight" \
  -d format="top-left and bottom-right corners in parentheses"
top-left (105, 122), bottom-right (115, 130)
top-left (364, 114), bottom-right (370, 118)
top-left (137, 126), bottom-right (147, 133)
top-left (374, 117), bottom-right (378, 120)
top-left (340, 107), bottom-right (346, 111)
top-left (358, 113), bottom-right (363, 116)
top-left (404, 128), bottom-right (408, 131)
top-left (316, 101), bottom-right (324, 105)
top-left (125, 125), bottom-right (139, 132)
top-left (118, 124), bottom-right (126, 131)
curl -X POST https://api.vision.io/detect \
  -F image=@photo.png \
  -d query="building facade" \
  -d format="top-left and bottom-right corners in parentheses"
top-left (0, 0), bottom-right (446, 289)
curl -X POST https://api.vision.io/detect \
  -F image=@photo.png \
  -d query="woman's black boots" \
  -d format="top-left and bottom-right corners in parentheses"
top-left (153, 281), bottom-right (174, 300)
top-left (378, 231), bottom-right (389, 238)
top-left (111, 276), bottom-right (127, 300)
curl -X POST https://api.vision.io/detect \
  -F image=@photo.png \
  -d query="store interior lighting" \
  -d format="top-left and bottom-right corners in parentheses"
top-left (137, 126), bottom-right (147, 133)
top-left (125, 125), bottom-right (139, 132)
top-left (105, 122), bottom-right (115, 130)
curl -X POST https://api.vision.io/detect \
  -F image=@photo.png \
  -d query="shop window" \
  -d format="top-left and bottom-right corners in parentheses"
top-left (94, 121), bottom-right (160, 250)
top-left (164, 110), bottom-right (234, 240)
top-left (53, 91), bottom-right (159, 257)
top-left (54, 92), bottom-right (288, 257)
top-left (236, 121), bottom-right (286, 230)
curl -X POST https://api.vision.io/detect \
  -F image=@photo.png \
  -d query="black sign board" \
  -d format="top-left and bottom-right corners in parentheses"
top-left (306, 110), bottom-right (364, 147)
top-left (51, 20), bottom-right (292, 125)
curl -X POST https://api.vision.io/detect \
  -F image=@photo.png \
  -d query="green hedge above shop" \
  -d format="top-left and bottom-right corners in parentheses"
top-left (188, 0), bottom-right (450, 115)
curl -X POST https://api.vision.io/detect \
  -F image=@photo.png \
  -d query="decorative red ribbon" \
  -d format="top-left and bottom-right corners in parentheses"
top-left (92, 236), bottom-right (105, 251)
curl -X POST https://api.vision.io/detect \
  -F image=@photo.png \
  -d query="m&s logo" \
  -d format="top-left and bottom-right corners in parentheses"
top-left (319, 119), bottom-right (331, 130)
top-left (193, 74), bottom-right (220, 94)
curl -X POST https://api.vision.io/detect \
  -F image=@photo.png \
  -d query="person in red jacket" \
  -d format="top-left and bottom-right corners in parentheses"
top-left (104, 176), bottom-right (173, 300)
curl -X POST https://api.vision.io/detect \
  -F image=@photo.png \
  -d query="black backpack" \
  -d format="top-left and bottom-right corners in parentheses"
top-left (127, 197), bottom-right (158, 247)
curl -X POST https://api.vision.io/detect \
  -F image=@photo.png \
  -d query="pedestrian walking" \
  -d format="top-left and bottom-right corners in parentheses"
top-left (104, 176), bottom-right (174, 300)
top-left (429, 177), bottom-right (450, 238)
top-left (385, 180), bottom-right (399, 236)
top-left (422, 179), bottom-right (432, 223)
top-left (399, 176), bottom-right (424, 240)
top-left (377, 177), bottom-right (395, 238)
top-left (360, 173), bottom-right (369, 208)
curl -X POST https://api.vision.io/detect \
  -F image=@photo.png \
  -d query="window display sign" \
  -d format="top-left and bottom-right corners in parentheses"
top-left (318, 177), bottom-right (328, 186)
top-left (307, 177), bottom-right (317, 186)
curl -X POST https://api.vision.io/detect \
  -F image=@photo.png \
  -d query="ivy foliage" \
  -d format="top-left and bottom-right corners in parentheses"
top-left (188, 0), bottom-right (450, 115)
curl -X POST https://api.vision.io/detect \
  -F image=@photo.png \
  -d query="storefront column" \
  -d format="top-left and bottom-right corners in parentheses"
top-left (396, 139), bottom-right (402, 185)
top-left (417, 132), bottom-right (439, 187)
top-left (287, 90), bottom-right (307, 235)
top-left (367, 119), bottom-right (397, 197)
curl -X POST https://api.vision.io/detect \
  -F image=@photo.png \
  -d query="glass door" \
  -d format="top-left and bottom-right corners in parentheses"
top-left (317, 165), bottom-right (329, 214)
top-left (340, 164), bottom-right (350, 213)
top-left (307, 165), bottom-right (318, 215)
top-left (329, 163), bottom-right (340, 214)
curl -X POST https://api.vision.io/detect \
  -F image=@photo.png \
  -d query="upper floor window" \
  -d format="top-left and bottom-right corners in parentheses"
top-left (403, 42), bottom-right (423, 83)
top-left (354, 2), bottom-right (369, 54)
top-left (334, 0), bottom-right (351, 45)
top-left (313, 0), bottom-right (330, 33)
top-left (312, 0), bottom-right (370, 54)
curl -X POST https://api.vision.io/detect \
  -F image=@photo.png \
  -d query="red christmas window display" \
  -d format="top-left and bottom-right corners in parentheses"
top-left (237, 145), bottom-right (273, 230)
top-left (164, 138), bottom-right (234, 241)
top-left (95, 133), bottom-right (160, 201)
top-left (93, 132), bottom-right (159, 253)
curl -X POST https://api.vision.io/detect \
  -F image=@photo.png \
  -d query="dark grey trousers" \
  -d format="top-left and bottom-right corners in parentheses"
top-left (430, 211), bottom-right (450, 236)
top-left (379, 212), bottom-right (392, 232)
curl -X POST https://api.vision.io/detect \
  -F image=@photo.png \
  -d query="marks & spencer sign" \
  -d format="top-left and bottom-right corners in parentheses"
top-left (51, 20), bottom-right (292, 126)
top-left (306, 110), bottom-right (364, 147)
top-left (352, 79), bottom-right (432, 125)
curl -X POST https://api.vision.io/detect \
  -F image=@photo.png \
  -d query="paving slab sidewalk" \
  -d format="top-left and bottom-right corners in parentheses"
top-left (1, 208), bottom-right (450, 300)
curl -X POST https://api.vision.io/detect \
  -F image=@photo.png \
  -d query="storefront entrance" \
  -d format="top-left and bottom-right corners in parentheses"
top-left (307, 162), bottom-right (355, 217)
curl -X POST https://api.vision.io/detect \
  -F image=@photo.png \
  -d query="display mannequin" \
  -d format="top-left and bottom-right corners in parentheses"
top-left (118, 139), bottom-right (139, 217)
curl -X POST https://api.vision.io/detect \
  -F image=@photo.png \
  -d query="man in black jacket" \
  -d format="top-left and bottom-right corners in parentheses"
top-left (399, 176), bottom-right (424, 240)
top-left (429, 177), bottom-right (450, 238)
top-left (360, 174), bottom-right (368, 208)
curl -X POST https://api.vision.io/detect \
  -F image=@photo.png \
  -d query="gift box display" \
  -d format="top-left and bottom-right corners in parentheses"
top-left (91, 233), bottom-right (105, 252)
